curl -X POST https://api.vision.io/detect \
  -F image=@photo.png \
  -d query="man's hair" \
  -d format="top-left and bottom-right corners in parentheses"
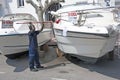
top-left (29, 22), bottom-right (35, 31)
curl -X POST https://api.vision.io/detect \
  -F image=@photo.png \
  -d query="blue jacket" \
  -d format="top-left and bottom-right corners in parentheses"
top-left (28, 31), bottom-right (40, 51)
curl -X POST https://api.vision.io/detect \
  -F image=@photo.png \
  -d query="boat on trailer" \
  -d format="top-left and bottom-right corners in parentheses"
top-left (51, 2), bottom-right (120, 63)
top-left (0, 13), bottom-right (52, 58)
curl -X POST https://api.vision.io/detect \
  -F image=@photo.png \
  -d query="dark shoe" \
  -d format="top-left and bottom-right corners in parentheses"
top-left (36, 66), bottom-right (45, 70)
top-left (30, 68), bottom-right (38, 72)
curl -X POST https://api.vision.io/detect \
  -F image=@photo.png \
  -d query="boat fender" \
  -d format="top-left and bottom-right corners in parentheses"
top-left (63, 26), bottom-right (68, 36)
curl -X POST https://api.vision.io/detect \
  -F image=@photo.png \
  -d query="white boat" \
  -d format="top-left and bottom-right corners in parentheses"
top-left (0, 13), bottom-right (52, 57)
top-left (51, 2), bottom-right (120, 63)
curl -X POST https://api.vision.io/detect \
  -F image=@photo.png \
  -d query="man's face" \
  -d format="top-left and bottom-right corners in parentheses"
top-left (29, 23), bottom-right (35, 31)
top-left (32, 25), bottom-right (35, 31)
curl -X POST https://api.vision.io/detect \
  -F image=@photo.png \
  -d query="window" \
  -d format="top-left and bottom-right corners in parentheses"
top-left (17, 0), bottom-right (24, 7)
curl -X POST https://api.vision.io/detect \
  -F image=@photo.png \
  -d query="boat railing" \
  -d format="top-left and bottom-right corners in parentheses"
top-left (77, 11), bottom-right (87, 26)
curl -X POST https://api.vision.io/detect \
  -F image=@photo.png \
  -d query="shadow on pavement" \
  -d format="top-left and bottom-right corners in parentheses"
top-left (66, 54), bottom-right (120, 80)
top-left (6, 52), bottom-right (29, 72)
top-left (6, 47), bottom-right (58, 72)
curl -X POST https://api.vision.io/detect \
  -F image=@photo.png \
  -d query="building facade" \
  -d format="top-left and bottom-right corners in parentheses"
top-left (0, 0), bottom-right (63, 21)
top-left (0, 0), bottom-right (120, 20)
top-left (0, 0), bottom-right (38, 20)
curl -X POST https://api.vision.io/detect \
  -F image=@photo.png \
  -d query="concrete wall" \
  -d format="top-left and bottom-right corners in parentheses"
top-left (9, 0), bottom-right (39, 20)
top-left (0, 0), bottom-right (8, 17)
top-left (115, 0), bottom-right (120, 7)
top-left (0, 0), bottom-right (39, 20)
top-left (62, 0), bottom-right (120, 7)
top-left (1, 0), bottom-right (119, 20)
top-left (98, 0), bottom-right (120, 7)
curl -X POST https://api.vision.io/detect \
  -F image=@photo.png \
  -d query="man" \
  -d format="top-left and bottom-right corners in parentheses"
top-left (28, 22), bottom-right (44, 72)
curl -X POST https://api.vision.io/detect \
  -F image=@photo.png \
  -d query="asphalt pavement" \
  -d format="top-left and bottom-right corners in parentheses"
top-left (0, 46), bottom-right (120, 80)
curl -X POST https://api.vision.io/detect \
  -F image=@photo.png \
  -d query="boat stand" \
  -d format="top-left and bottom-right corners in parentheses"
top-left (56, 48), bottom-right (63, 58)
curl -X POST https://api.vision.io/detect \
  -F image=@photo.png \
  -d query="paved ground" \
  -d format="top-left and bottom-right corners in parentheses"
top-left (0, 46), bottom-right (120, 80)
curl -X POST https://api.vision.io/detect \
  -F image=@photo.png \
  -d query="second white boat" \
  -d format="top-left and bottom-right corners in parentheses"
top-left (52, 2), bottom-right (120, 63)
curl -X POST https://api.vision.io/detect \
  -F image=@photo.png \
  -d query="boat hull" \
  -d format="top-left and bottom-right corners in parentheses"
top-left (54, 28), bottom-right (117, 62)
top-left (0, 29), bottom-right (51, 55)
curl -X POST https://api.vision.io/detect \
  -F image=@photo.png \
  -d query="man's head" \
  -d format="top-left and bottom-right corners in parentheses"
top-left (29, 22), bottom-right (35, 31)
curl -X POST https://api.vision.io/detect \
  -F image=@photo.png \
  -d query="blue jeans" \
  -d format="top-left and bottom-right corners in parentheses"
top-left (29, 49), bottom-right (41, 69)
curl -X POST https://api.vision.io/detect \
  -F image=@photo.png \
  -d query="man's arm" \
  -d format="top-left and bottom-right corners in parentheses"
top-left (35, 31), bottom-right (40, 35)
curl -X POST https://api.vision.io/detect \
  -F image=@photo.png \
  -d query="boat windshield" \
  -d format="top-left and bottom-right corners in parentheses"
top-left (61, 1), bottom-right (88, 8)
top-left (2, 14), bottom-right (36, 21)
top-left (63, 8), bottom-right (108, 26)
top-left (1, 14), bottom-right (36, 29)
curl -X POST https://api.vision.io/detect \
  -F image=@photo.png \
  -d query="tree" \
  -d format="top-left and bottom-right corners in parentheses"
top-left (26, 0), bottom-right (64, 31)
